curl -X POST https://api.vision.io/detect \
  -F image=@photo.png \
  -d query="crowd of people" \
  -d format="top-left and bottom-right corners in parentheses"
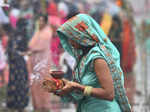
top-left (0, 0), bottom-right (149, 112)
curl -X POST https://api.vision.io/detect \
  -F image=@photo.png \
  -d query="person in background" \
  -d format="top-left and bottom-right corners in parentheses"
top-left (121, 13), bottom-right (136, 106)
top-left (0, 26), bottom-right (7, 85)
top-left (49, 15), bottom-right (62, 112)
top-left (143, 20), bottom-right (150, 98)
top-left (49, 15), bottom-right (61, 67)
top-left (0, 7), bottom-right (9, 24)
top-left (1, 26), bottom-right (8, 49)
top-left (20, 0), bottom-right (34, 38)
top-left (6, 18), bottom-right (29, 112)
top-left (47, 0), bottom-right (58, 16)
top-left (57, 0), bottom-right (68, 23)
top-left (144, 20), bottom-right (150, 54)
top-left (9, 1), bottom-right (20, 29)
top-left (108, 15), bottom-right (123, 62)
top-left (28, 14), bottom-right (52, 112)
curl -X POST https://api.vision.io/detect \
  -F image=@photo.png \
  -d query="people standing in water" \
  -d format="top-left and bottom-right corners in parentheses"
top-left (6, 18), bottom-right (29, 112)
top-left (28, 14), bottom-right (52, 112)
top-left (0, 26), bottom-right (7, 85)
top-left (44, 14), bottom-right (131, 112)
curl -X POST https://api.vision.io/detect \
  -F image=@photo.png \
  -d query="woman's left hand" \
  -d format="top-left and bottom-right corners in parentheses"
top-left (55, 79), bottom-right (78, 96)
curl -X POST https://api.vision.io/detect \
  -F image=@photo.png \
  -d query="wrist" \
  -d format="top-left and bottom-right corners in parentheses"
top-left (83, 86), bottom-right (93, 96)
top-left (73, 82), bottom-right (85, 92)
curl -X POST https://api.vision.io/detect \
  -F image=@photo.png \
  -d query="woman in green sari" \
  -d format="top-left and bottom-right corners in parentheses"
top-left (51, 14), bottom-right (131, 112)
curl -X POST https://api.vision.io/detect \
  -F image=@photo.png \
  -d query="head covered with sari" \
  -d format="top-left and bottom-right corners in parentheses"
top-left (57, 14), bottom-right (131, 112)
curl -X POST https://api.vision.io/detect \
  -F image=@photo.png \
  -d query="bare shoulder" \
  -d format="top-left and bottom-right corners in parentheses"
top-left (94, 58), bottom-right (110, 76)
top-left (94, 58), bottom-right (108, 68)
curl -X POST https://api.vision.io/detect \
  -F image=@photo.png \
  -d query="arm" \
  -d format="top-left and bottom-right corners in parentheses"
top-left (58, 58), bottom-right (114, 101)
top-left (74, 58), bottom-right (114, 101)
top-left (91, 58), bottom-right (114, 100)
top-left (27, 56), bottom-right (33, 76)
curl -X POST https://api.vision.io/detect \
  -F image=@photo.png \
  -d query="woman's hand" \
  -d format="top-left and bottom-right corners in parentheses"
top-left (55, 79), bottom-right (79, 96)
top-left (26, 51), bottom-right (33, 56)
top-left (26, 49), bottom-right (40, 56)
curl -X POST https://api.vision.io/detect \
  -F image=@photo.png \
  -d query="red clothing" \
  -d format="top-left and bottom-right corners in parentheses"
top-left (122, 20), bottom-right (136, 73)
top-left (47, 2), bottom-right (58, 16)
top-left (2, 35), bottom-right (8, 49)
top-left (50, 37), bottom-right (60, 66)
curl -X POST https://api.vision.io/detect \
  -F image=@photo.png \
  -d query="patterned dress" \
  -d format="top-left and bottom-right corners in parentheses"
top-left (7, 30), bottom-right (29, 110)
top-left (57, 14), bottom-right (131, 112)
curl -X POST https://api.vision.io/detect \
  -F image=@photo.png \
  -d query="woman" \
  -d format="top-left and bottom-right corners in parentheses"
top-left (28, 14), bottom-right (52, 112)
top-left (121, 16), bottom-right (136, 106)
top-left (0, 26), bottom-right (7, 85)
top-left (49, 14), bottom-right (131, 112)
top-left (6, 18), bottom-right (29, 112)
top-left (143, 20), bottom-right (150, 98)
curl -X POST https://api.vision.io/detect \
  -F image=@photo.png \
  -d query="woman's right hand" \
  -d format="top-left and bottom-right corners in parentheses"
top-left (54, 79), bottom-right (80, 96)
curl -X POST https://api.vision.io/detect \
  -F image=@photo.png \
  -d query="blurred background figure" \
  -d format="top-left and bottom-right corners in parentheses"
top-left (138, 19), bottom-right (150, 105)
top-left (9, 0), bottom-right (20, 29)
top-left (0, 6), bottom-right (9, 24)
top-left (19, 0), bottom-right (34, 38)
top-left (28, 14), bottom-right (53, 112)
top-left (6, 18), bottom-right (29, 112)
top-left (0, 26), bottom-right (7, 85)
top-left (143, 20), bottom-right (150, 97)
top-left (49, 15), bottom-right (61, 67)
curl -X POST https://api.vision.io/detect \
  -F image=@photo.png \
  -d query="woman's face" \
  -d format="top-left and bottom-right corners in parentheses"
top-left (39, 17), bottom-right (46, 29)
top-left (69, 39), bottom-right (82, 49)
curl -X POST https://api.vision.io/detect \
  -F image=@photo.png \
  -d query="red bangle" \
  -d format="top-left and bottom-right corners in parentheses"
top-left (52, 78), bottom-right (61, 89)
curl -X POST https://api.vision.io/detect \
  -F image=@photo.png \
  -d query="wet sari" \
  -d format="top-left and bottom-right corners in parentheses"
top-left (57, 14), bottom-right (131, 112)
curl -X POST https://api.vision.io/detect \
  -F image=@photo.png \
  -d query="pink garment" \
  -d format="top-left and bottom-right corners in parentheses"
top-left (2, 35), bottom-right (8, 49)
top-left (0, 44), bottom-right (6, 70)
top-left (48, 16), bottom-right (62, 66)
top-left (47, 2), bottom-right (58, 16)
top-left (48, 16), bottom-right (61, 27)
top-left (29, 26), bottom-right (52, 110)
top-left (9, 9), bottom-right (20, 28)
top-left (60, 17), bottom-right (67, 24)
top-left (9, 15), bottom-right (18, 28)
top-left (50, 37), bottom-right (60, 66)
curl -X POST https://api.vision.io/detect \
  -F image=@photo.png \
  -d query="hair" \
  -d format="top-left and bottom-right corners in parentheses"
top-left (38, 13), bottom-right (48, 23)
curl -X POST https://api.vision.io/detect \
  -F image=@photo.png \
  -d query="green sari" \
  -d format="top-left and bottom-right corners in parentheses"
top-left (57, 14), bottom-right (131, 112)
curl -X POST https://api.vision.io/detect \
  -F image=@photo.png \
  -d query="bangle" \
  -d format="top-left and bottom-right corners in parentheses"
top-left (83, 86), bottom-right (93, 96)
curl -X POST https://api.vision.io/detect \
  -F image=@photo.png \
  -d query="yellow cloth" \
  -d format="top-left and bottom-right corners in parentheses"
top-left (100, 13), bottom-right (112, 35)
